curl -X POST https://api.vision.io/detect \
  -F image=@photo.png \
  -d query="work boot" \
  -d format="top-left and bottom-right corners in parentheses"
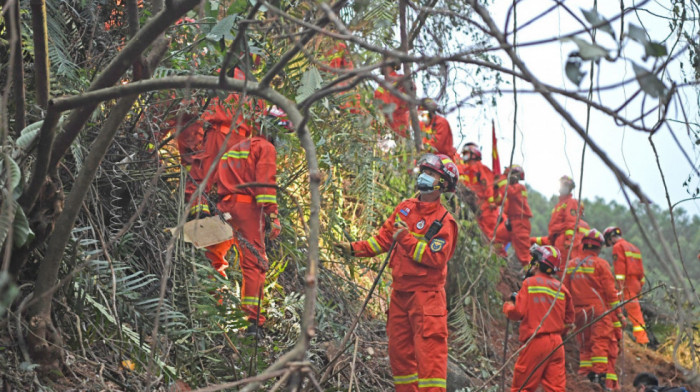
top-left (587, 372), bottom-right (608, 391)
top-left (245, 323), bottom-right (265, 338)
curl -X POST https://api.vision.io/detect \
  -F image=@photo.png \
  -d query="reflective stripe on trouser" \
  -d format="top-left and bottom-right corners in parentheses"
top-left (511, 333), bottom-right (566, 392)
top-left (606, 337), bottom-right (620, 391)
top-left (388, 289), bottom-right (448, 392)
top-left (494, 218), bottom-right (532, 266)
top-left (206, 199), bottom-right (268, 325)
top-left (623, 278), bottom-right (649, 344)
top-left (574, 306), bottom-right (613, 374)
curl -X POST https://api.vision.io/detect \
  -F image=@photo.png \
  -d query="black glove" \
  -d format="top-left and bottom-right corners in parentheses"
top-left (505, 218), bottom-right (512, 231)
top-left (509, 292), bottom-right (517, 302)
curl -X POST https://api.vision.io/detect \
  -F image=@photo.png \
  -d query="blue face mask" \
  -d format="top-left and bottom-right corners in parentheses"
top-left (416, 172), bottom-right (437, 192)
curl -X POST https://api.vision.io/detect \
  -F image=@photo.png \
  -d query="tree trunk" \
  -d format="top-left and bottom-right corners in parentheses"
top-left (30, 0), bottom-right (50, 109)
top-left (11, 0), bottom-right (26, 134)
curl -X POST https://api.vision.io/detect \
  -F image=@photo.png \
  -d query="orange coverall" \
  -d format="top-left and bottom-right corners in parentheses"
top-left (322, 42), bottom-right (362, 113)
top-left (374, 71), bottom-right (411, 138)
top-left (613, 238), bottom-right (649, 344)
top-left (458, 160), bottom-right (498, 236)
top-left (494, 183), bottom-right (532, 265)
top-left (503, 272), bottom-right (575, 392)
top-left (606, 315), bottom-right (623, 390)
top-left (547, 194), bottom-right (581, 257)
top-left (421, 115), bottom-right (456, 157)
top-left (184, 67), bottom-right (265, 206)
top-left (562, 249), bottom-right (619, 375)
top-left (351, 198), bottom-right (458, 391)
top-left (192, 136), bottom-right (278, 325)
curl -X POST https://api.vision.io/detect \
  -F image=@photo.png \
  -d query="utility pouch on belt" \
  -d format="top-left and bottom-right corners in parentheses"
top-left (424, 211), bottom-right (450, 241)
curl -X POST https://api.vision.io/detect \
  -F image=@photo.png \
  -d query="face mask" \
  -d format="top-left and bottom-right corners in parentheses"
top-left (559, 186), bottom-right (569, 196)
top-left (419, 111), bottom-right (430, 124)
top-left (416, 172), bottom-right (437, 192)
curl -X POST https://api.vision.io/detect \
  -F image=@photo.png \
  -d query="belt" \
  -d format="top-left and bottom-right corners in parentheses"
top-left (222, 193), bottom-right (254, 203)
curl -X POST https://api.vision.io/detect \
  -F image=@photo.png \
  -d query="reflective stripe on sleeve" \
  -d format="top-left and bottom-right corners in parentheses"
top-left (591, 356), bottom-right (608, 364)
top-left (624, 251), bottom-right (642, 259)
top-left (612, 321), bottom-right (622, 328)
top-left (413, 240), bottom-right (427, 262)
top-left (633, 325), bottom-right (645, 332)
top-left (564, 229), bottom-right (575, 236)
top-left (222, 150), bottom-right (250, 160)
top-left (579, 360), bottom-right (592, 368)
top-left (367, 237), bottom-right (383, 254)
top-left (606, 373), bottom-right (618, 381)
top-left (615, 274), bottom-right (625, 280)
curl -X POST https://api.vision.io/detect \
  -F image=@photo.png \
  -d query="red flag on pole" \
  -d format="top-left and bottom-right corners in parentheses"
top-left (492, 119), bottom-right (501, 176)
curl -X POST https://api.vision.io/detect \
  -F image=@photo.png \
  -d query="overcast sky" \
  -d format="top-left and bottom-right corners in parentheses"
top-left (434, 0), bottom-right (700, 215)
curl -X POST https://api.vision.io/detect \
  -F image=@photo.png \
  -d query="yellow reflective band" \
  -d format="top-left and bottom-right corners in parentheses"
top-left (613, 321), bottom-right (622, 328)
top-left (591, 357), bottom-right (608, 364)
top-left (566, 266), bottom-right (595, 274)
top-left (579, 227), bottom-right (589, 233)
top-left (413, 240), bottom-right (427, 262)
top-left (521, 190), bottom-right (528, 197)
top-left (564, 229), bottom-right (575, 236)
top-left (255, 194), bottom-right (277, 204)
top-left (222, 150), bottom-right (250, 160)
top-left (527, 286), bottom-right (565, 300)
top-left (615, 274), bottom-right (625, 280)
top-left (609, 301), bottom-right (620, 307)
top-left (488, 196), bottom-right (494, 203)
top-left (497, 179), bottom-right (507, 187)
top-left (191, 204), bottom-right (210, 213)
top-left (606, 373), bottom-right (618, 381)
top-left (624, 251), bottom-right (641, 259)
top-left (424, 127), bottom-right (434, 135)
top-left (640, 276), bottom-right (645, 283)
top-left (535, 237), bottom-right (544, 245)
top-left (418, 378), bottom-right (446, 388)
top-left (367, 237), bottom-right (383, 254)
top-left (633, 326), bottom-right (645, 332)
top-left (241, 296), bottom-right (260, 306)
top-left (376, 87), bottom-right (386, 94)
top-left (393, 373), bottom-right (418, 385)
top-left (579, 361), bottom-right (592, 367)
top-left (441, 158), bottom-right (451, 164)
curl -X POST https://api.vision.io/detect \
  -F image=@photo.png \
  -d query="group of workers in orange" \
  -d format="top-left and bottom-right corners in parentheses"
top-left (165, 42), bottom-right (650, 390)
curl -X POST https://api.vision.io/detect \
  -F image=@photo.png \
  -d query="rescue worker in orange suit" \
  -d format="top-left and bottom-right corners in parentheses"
top-left (607, 313), bottom-right (624, 391)
top-left (184, 66), bottom-right (265, 209)
top-left (546, 175), bottom-right (582, 258)
top-left (562, 229), bottom-right (624, 388)
top-left (186, 94), bottom-right (278, 336)
top-left (418, 100), bottom-right (456, 157)
top-left (334, 153), bottom-right (460, 391)
top-left (321, 41), bottom-right (363, 113)
top-left (503, 245), bottom-right (575, 392)
top-left (457, 144), bottom-right (498, 237)
top-left (494, 165), bottom-right (532, 266)
top-left (374, 61), bottom-right (411, 138)
top-left (604, 226), bottom-right (650, 345)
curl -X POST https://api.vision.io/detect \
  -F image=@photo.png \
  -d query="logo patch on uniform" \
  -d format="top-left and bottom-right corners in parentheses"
top-left (400, 208), bottom-right (410, 216)
top-left (416, 219), bottom-right (425, 230)
top-left (613, 254), bottom-right (618, 261)
top-left (430, 238), bottom-right (446, 252)
top-left (570, 208), bottom-right (577, 216)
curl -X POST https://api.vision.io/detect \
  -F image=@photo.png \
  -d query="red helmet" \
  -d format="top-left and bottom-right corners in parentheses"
top-left (539, 245), bottom-right (562, 272)
top-left (603, 226), bottom-right (622, 246)
top-left (509, 164), bottom-right (525, 180)
top-left (461, 144), bottom-right (482, 161)
top-left (418, 153), bottom-right (459, 192)
top-left (582, 228), bottom-right (604, 248)
top-left (560, 175), bottom-right (575, 190)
